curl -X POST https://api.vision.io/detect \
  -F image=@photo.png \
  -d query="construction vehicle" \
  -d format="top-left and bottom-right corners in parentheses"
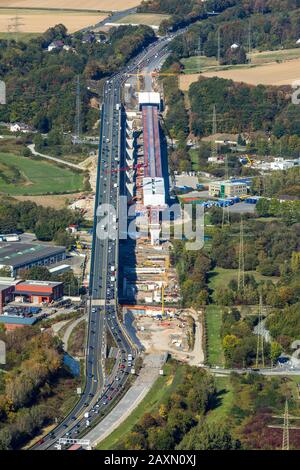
top-left (239, 155), bottom-right (254, 166)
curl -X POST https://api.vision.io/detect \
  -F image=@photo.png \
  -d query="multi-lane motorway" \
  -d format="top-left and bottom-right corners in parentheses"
top-left (32, 29), bottom-right (183, 451)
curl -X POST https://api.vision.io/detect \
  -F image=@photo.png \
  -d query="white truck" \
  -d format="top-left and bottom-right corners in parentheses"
top-left (111, 266), bottom-right (115, 272)
top-left (84, 412), bottom-right (89, 419)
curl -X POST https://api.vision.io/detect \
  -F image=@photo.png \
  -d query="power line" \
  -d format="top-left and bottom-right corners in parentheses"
top-left (268, 399), bottom-right (300, 450)
top-left (255, 293), bottom-right (265, 368)
top-left (222, 156), bottom-right (230, 227)
top-left (74, 75), bottom-right (81, 142)
top-left (9, 12), bottom-right (25, 43)
top-left (237, 217), bottom-right (245, 291)
top-left (248, 20), bottom-right (252, 64)
top-left (222, 204), bottom-right (230, 227)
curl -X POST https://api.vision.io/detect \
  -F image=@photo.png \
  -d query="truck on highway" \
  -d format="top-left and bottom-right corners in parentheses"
top-left (128, 354), bottom-right (133, 361)
top-left (111, 266), bottom-right (115, 272)
top-left (84, 412), bottom-right (89, 419)
top-left (116, 103), bottom-right (120, 111)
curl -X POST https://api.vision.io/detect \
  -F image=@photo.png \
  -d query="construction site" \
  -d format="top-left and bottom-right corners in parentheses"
top-left (114, 63), bottom-right (203, 363)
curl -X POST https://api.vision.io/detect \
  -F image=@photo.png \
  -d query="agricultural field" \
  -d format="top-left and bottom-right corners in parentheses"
top-left (180, 49), bottom-right (300, 90)
top-left (0, 0), bottom-right (140, 10)
top-left (114, 12), bottom-right (169, 27)
top-left (0, 152), bottom-right (84, 195)
top-left (201, 59), bottom-right (300, 87)
top-left (0, 8), bottom-right (106, 33)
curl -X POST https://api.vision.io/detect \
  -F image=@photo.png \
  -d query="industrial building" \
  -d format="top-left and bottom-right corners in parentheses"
top-left (0, 242), bottom-right (66, 276)
top-left (270, 157), bottom-right (300, 171)
top-left (139, 92), bottom-right (166, 207)
top-left (0, 277), bottom-right (64, 312)
top-left (14, 280), bottom-right (64, 304)
top-left (0, 315), bottom-right (38, 331)
top-left (209, 180), bottom-right (248, 198)
top-left (0, 278), bottom-right (20, 313)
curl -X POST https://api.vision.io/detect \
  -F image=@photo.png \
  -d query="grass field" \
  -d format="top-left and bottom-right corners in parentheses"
top-left (205, 305), bottom-right (224, 367)
top-left (0, 152), bottom-right (84, 195)
top-left (114, 13), bottom-right (169, 27)
top-left (251, 47), bottom-right (300, 64)
top-left (190, 148), bottom-right (201, 171)
top-left (206, 376), bottom-right (234, 424)
top-left (0, 31), bottom-right (39, 40)
top-left (181, 55), bottom-right (219, 74)
top-left (0, 1), bottom-right (139, 10)
top-left (208, 267), bottom-right (278, 303)
top-left (97, 362), bottom-right (184, 450)
top-left (0, 9), bottom-right (106, 33)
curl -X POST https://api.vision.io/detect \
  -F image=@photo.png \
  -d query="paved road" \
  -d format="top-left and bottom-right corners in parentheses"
top-left (84, 354), bottom-right (167, 447)
top-left (32, 24), bottom-right (188, 452)
top-left (62, 315), bottom-right (88, 352)
top-left (79, 7), bottom-right (138, 33)
top-left (28, 144), bottom-right (83, 170)
top-left (208, 367), bottom-right (300, 376)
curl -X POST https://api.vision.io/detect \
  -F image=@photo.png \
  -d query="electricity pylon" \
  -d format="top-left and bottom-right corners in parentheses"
top-left (268, 399), bottom-right (300, 450)
top-left (222, 203), bottom-right (230, 227)
top-left (282, 399), bottom-right (290, 451)
top-left (255, 293), bottom-right (265, 368)
top-left (211, 104), bottom-right (218, 161)
top-left (74, 75), bottom-right (81, 142)
top-left (9, 12), bottom-right (24, 43)
top-left (222, 155), bottom-right (230, 226)
top-left (248, 20), bottom-right (252, 64)
top-left (217, 28), bottom-right (221, 64)
top-left (237, 217), bottom-right (245, 291)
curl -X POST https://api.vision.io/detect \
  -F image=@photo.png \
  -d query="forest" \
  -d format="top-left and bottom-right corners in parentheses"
top-left (172, 211), bottom-right (300, 368)
top-left (0, 198), bottom-right (83, 244)
top-left (169, 0), bottom-right (300, 60)
top-left (0, 327), bottom-right (79, 450)
top-left (116, 360), bottom-right (300, 450)
top-left (189, 77), bottom-right (299, 138)
top-left (0, 24), bottom-right (155, 133)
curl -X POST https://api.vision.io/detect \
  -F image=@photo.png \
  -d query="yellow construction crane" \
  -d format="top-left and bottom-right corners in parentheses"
top-left (161, 253), bottom-right (170, 317)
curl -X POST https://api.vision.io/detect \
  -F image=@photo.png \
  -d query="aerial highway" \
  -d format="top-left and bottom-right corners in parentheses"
top-left (32, 29), bottom-right (182, 451)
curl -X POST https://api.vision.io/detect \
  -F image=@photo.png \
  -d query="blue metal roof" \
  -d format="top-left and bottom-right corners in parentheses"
top-left (0, 315), bottom-right (38, 325)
